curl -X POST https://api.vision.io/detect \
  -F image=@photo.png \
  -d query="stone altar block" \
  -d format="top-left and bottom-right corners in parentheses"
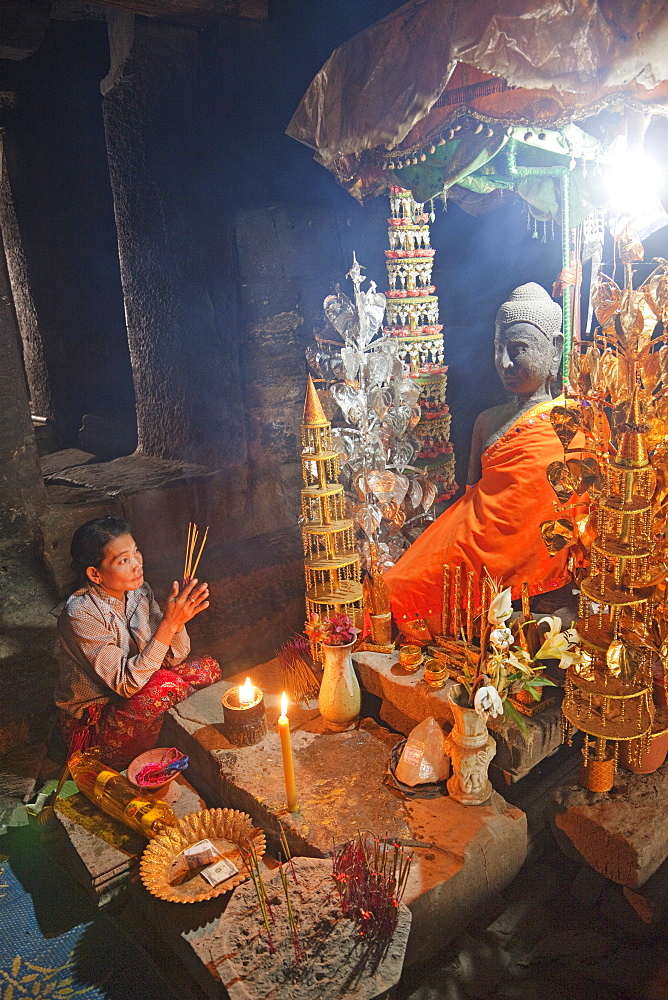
top-left (163, 661), bottom-right (528, 966)
top-left (551, 759), bottom-right (668, 888)
top-left (55, 775), bottom-right (206, 903)
top-left (354, 651), bottom-right (564, 782)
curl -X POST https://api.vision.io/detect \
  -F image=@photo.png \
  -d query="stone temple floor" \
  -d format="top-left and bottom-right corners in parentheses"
top-left (396, 846), bottom-right (668, 1000)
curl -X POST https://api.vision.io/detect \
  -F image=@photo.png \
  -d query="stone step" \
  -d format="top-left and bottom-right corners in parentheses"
top-left (162, 660), bottom-right (528, 967)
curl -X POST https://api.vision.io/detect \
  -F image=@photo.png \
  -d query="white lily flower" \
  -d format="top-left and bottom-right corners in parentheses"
top-left (474, 684), bottom-right (504, 721)
top-left (534, 615), bottom-right (570, 660)
top-left (557, 648), bottom-right (583, 670)
top-left (488, 588), bottom-right (513, 626)
top-left (490, 626), bottom-right (513, 650)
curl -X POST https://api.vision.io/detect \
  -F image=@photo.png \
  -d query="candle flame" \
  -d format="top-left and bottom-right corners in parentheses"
top-left (280, 691), bottom-right (289, 717)
top-left (239, 677), bottom-right (255, 706)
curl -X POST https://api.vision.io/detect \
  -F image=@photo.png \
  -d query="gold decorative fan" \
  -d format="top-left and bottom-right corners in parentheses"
top-left (140, 807), bottom-right (266, 903)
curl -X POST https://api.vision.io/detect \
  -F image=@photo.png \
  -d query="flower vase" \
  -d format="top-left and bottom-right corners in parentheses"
top-left (445, 684), bottom-right (496, 805)
top-left (318, 641), bottom-right (361, 730)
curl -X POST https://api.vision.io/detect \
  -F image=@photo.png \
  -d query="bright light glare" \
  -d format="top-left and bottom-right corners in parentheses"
top-left (238, 676), bottom-right (255, 705)
top-left (605, 139), bottom-right (661, 217)
top-left (280, 691), bottom-right (289, 717)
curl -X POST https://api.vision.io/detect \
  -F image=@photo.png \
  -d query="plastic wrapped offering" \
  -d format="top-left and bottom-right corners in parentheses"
top-left (69, 750), bottom-right (176, 838)
top-left (182, 839), bottom-right (220, 869)
top-left (395, 717), bottom-right (450, 786)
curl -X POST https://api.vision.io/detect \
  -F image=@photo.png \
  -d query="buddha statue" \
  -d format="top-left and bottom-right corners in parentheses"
top-left (385, 282), bottom-right (578, 626)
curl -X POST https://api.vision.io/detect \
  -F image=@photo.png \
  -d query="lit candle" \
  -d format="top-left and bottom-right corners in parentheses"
top-left (278, 691), bottom-right (298, 813)
top-left (238, 676), bottom-right (255, 707)
top-left (221, 678), bottom-right (267, 747)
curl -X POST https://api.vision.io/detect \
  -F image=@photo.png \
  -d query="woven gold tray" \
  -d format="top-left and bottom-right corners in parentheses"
top-left (140, 807), bottom-right (266, 903)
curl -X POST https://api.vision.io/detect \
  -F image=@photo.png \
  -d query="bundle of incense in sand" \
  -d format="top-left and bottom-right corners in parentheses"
top-left (276, 635), bottom-right (320, 706)
top-left (183, 522), bottom-right (209, 587)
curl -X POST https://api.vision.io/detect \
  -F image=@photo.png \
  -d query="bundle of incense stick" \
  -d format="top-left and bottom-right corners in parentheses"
top-left (276, 636), bottom-right (320, 706)
top-left (239, 839), bottom-right (275, 954)
top-left (183, 522), bottom-right (209, 586)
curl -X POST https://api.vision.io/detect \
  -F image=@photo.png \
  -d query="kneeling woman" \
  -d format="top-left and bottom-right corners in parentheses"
top-left (55, 516), bottom-right (221, 767)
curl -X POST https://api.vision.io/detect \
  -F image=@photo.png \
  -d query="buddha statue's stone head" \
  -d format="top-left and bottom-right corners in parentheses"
top-left (494, 283), bottom-right (563, 398)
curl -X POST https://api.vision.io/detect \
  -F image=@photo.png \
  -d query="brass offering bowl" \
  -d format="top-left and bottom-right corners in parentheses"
top-left (399, 644), bottom-right (423, 673)
top-left (424, 657), bottom-right (447, 689)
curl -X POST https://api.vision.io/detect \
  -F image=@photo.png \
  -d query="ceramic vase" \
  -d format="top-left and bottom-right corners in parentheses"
top-left (445, 684), bottom-right (496, 805)
top-left (318, 641), bottom-right (361, 729)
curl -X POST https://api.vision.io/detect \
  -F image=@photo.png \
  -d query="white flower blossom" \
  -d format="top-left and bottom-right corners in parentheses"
top-left (533, 615), bottom-right (584, 669)
top-left (534, 615), bottom-right (570, 661)
top-left (490, 626), bottom-right (513, 650)
top-left (474, 684), bottom-right (504, 721)
top-left (488, 588), bottom-right (513, 626)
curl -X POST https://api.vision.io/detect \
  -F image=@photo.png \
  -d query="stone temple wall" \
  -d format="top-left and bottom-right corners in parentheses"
top-left (0, 7), bottom-right (396, 726)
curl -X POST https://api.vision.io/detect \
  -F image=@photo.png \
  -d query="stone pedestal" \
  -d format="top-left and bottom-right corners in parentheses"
top-left (551, 760), bottom-right (668, 888)
top-left (163, 660), bottom-right (528, 967)
top-left (354, 651), bottom-right (564, 782)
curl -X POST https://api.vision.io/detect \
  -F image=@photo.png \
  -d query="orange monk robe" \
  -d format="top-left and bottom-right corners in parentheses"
top-left (386, 398), bottom-right (581, 624)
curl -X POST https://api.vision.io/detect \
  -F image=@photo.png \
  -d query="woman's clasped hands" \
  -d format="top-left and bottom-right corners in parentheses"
top-left (164, 578), bottom-right (210, 630)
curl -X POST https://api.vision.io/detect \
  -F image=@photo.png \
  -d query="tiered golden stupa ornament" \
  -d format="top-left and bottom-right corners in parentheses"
top-left (561, 386), bottom-right (655, 791)
top-left (384, 186), bottom-right (456, 498)
top-left (548, 244), bottom-right (668, 791)
top-left (300, 375), bottom-right (363, 651)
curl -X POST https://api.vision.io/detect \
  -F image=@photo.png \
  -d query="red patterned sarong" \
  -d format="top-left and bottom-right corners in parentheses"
top-left (60, 655), bottom-right (220, 769)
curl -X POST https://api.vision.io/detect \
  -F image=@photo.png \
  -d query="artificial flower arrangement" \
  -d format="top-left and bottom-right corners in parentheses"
top-left (459, 582), bottom-right (583, 733)
top-left (304, 612), bottom-right (361, 647)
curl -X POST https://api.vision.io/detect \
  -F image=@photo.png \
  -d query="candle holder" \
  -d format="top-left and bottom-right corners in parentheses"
top-left (222, 685), bottom-right (267, 747)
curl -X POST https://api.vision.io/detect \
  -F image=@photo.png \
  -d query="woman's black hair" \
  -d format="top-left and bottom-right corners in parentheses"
top-left (70, 516), bottom-right (131, 590)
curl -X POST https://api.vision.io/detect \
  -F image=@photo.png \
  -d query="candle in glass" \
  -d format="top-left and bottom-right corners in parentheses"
top-left (277, 691), bottom-right (298, 813)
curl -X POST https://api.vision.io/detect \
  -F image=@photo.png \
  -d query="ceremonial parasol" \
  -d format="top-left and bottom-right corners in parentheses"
top-left (287, 0), bottom-right (668, 363)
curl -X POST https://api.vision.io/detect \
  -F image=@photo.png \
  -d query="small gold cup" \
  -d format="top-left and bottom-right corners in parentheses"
top-left (424, 657), bottom-right (447, 689)
top-left (399, 644), bottom-right (423, 673)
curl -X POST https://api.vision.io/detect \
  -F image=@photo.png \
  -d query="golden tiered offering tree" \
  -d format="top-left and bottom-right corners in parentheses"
top-left (544, 246), bottom-right (668, 790)
top-left (301, 375), bottom-right (363, 653)
top-left (385, 186), bottom-right (456, 499)
top-left (384, 186), bottom-right (442, 370)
